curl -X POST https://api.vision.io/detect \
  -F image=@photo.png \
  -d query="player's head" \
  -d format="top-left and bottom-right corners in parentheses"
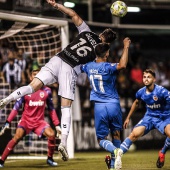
top-left (99, 28), bottom-right (117, 44)
top-left (30, 67), bottom-right (41, 81)
top-left (143, 69), bottom-right (156, 87)
top-left (95, 43), bottom-right (110, 59)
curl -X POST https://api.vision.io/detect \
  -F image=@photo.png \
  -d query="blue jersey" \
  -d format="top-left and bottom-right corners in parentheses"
top-left (136, 84), bottom-right (170, 117)
top-left (82, 61), bottom-right (119, 102)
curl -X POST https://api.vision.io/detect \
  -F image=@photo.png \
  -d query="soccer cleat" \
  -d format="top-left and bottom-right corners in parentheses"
top-left (47, 157), bottom-right (58, 166)
top-left (156, 150), bottom-right (165, 168)
top-left (0, 122), bottom-right (10, 136)
top-left (0, 99), bottom-right (8, 110)
top-left (105, 155), bottom-right (111, 169)
top-left (114, 148), bottom-right (123, 170)
top-left (58, 143), bottom-right (69, 161)
top-left (0, 160), bottom-right (4, 168)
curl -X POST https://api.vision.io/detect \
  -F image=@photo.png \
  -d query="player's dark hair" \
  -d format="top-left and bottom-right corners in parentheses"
top-left (95, 43), bottom-right (110, 58)
top-left (101, 28), bottom-right (117, 43)
top-left (143, 69), bottom-right (156, 78)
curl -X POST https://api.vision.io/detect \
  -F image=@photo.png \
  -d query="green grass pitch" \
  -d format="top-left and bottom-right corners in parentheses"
top-left (3, 150), bottom-right (170, 170)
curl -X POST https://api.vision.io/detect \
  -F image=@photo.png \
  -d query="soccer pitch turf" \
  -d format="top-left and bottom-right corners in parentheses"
top-left (3, 150), bottom-right (170, 170)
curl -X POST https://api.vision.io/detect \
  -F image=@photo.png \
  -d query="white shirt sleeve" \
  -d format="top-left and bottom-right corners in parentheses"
top-left (77, 21), bottom-right (91, 33)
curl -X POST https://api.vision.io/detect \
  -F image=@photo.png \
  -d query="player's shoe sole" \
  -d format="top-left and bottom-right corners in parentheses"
top-left (156, 150), bottom-right (165, 168)
top-left (58, 143), bottom-right (69, 161)
top-left (47, 158), bottom-right (58, 166)
top-left (0, 99), bottom-right (8, 109)
top-left (114, 148), bottom-right (123, 170)
top-left (0, 160), bottom-right (4, 168)
top-left (0, 123), bottom-right (10, 136)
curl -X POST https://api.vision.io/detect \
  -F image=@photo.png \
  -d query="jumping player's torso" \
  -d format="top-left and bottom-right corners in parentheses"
top-left (58, 31), bottom-right (101, 67)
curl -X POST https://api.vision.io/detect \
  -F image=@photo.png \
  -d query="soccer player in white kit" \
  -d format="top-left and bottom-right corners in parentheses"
top-left (0, 0), bottom-right (117, 161)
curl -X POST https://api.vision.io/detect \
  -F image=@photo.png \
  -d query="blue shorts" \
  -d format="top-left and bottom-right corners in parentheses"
top-left (94, 102), bottom-right (122, 140)
top-left (134, 114), bottom-right (170, 135)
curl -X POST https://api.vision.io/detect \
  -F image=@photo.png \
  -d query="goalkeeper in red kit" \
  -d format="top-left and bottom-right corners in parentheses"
top-left (0, 68), bottom-right (61, 168)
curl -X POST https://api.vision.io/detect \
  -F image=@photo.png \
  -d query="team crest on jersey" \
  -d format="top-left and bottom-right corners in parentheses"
top-left (40, 92), bottom-right (44, 98)
top-left (153, 95), bottom-right (158, 101)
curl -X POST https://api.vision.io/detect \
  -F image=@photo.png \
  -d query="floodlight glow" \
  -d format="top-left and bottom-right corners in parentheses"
top-left (64, 2), bottom-right (75, 8)
top-left (127, 7), bottom-right (141, 12)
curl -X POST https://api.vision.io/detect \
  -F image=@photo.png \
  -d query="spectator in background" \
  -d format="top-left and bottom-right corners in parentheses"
top-left (130, 63), bottom-right (143, 98)
top-left (151, 62), bottom-right (170, 89)
top-left (14, 48), bottom-right (27, 85)
top-left (2, 51), bottom-right (21, 88)
top-left (0, 52), bottom-right (5, 83)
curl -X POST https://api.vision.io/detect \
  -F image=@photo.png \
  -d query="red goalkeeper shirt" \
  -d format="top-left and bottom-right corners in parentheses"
top-left (7, 86), bottom-right (59, 126)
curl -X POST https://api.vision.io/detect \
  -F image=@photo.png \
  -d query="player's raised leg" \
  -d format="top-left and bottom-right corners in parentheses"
top-left (0, 78), bottom-right (43, 109)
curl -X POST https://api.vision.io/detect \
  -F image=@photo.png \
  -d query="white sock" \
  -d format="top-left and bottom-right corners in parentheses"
top-left (6, 85), bottom-right (34, 103)
top-left (61, 107), bottom-right (71, 147)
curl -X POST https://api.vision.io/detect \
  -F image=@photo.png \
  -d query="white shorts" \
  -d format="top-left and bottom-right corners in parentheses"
top-left (35, 56), bottom-right (77, 100)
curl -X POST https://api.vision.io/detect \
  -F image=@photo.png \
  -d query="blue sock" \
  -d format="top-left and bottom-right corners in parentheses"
top-left (120, 137), bottom-right (133, 154)
top-left (110, 139), bottom-right (121, 168)
top-left (161, 137), bottom-right (170, 154)
top-left (99, 139), bottom-right (117, 153)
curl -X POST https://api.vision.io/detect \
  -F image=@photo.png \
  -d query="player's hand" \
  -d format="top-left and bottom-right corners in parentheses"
top-left (123, 118), bottom-right (130, 129)
top-left (46, 0), bottom-right (58, 8)
top-left (123, 37), bottom-right (131, 48)
top-left (0, 122), bottom-right (10, 136)
top-left (55, 125), bottom-right (61, 139)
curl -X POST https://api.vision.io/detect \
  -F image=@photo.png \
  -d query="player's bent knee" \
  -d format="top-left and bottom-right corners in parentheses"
top-left (129, 131), bottom-right (140, 141)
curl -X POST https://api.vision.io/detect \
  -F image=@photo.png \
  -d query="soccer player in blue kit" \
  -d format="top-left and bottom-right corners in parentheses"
top-left (81, 38), bottom-right (131, 170)
top-left (114, 69), bottom-right (170, 170)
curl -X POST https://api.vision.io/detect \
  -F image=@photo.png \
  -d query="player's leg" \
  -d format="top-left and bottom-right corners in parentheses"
top-left (43, 126), bottom-right (58, 166)
top-left (111, 132), bottom-right (121, 170)
top-left (0, 56), bottom-right (60, 110)
top-left (0, 78), bottom-right (43, 109)
top-left (94, 102), bottom-right (118, 170)
top-left (107, 103), bottom-right (122, 170)
top-left (0, 128), bottom-right (25, 167)
top-left (95, 103), bottom-right (117, 153)
top-left (156, 123), bottom-right (170, 168)
top-left (58, 60), bottom-right (77, 161)
top-left (114, 126), bottom-right (145, 170)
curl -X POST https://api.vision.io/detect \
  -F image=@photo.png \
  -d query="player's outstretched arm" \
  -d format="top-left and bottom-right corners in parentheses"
top-left (47, 0), bottom-right (83, 26)
top-left (117, 37), bottom-right (131, 70)
top-left (123, 99), bottom-right (139, 129)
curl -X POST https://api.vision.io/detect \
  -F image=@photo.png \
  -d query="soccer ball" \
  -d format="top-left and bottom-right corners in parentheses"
top-left (110, 1), bottom-right (127, 17)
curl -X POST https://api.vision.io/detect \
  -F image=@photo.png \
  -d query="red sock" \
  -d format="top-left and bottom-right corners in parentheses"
top-left (1, 139), bottom-right (17, 161)
top-left (47, 137), bottom-right (56, 158)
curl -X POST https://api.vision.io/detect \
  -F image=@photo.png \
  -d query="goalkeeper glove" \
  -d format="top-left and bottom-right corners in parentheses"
top-left (55, 125), bottom-right (61, 139)
top-left (0, 121), bottom-right (10, 136)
